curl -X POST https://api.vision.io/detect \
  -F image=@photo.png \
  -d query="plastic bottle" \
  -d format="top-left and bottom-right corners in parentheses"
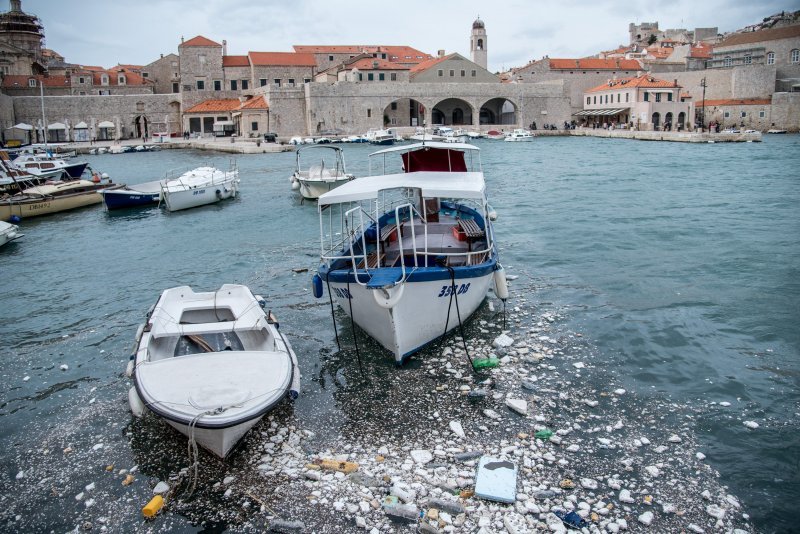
top-left (472, 357), bottom-right (500, 370)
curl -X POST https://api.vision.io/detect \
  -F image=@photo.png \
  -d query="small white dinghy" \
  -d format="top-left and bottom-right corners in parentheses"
top-left (127, 284), bottom-right (300, 458)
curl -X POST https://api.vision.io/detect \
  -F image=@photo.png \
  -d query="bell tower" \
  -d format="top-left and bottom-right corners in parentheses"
top-left (470, 16), bottom-right (487, 69)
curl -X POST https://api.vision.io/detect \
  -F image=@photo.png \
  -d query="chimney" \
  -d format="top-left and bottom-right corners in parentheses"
top-left (223, 39), bottom-right (227, 56)
top-left (181, 36), bottom-right (184, 44)
top-left (437, 49), bottom-right (445, 58)
top-left (673, 78), bottom-right (678, 86)
top-left (160, 53), bottom-right (164, 58)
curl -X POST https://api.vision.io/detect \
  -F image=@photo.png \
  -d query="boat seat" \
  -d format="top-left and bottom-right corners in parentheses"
top-left (358, 251), bottom-right (384, 269)
top-left (379, 222), bottom-right (400, 244)
top-left (457, 218), bottom-right (484, 239)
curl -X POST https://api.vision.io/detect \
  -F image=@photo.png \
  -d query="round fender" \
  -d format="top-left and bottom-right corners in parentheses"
top-left (312, 274), bottom-right (323, 298)
top-left (372, 283), bottom-right (405, 309)
top-left (494, 267), bottom-right (509, 300)
top-left (128, 386), bottom-right (145, 418)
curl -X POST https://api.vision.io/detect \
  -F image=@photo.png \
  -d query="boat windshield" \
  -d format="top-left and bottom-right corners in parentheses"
top-left (368, 142), bottom-right (481, 175)
top-left (401, 147), bottom-right (467, 173)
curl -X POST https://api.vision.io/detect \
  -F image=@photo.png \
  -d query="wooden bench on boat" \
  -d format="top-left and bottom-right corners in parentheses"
top-left (358, 250), bottom-right (385, 269)
top-left (457, 218), bottom-right (485, 249)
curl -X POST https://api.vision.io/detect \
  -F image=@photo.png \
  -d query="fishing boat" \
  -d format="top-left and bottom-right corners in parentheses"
top-left (290, 145), bottom-right (354, 200)
top-left (100, 179), bottom-right (164, 210)
top-left (126, 284), bottom-right (300, 458)
top-left (160, 164), bottom-right (239, 212)
top-left (503, 128), bottom-right (535, 142)
top-left (10, 152), bottom-right (88, 179)
top-left (0, 165), bottom-right (122, 221)
top-left (485, 130), bottom-right (505, 140)
top-left (0, 220), bottom-right (23, 247)
top-left (312, 142), bottom-right (507, 363)
top-left (366, 128), bottom-right (396, 146)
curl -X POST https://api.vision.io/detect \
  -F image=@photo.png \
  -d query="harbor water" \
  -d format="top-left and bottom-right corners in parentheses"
top-left (1, 135), bottom-right (798, 532)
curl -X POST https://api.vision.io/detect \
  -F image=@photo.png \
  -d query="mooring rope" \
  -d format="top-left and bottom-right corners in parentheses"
top-left (446, 266), bottom-right (473, 368)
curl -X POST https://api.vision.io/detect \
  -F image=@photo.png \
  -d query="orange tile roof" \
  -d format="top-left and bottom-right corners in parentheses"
top-left (1, 75), bottom-right (71, 88)
top-left (645, 47), bottom-right (673, 60)
top-left (410, 54), bottom-right (453, 75)
top-left (586, 74), bottom-right (679, 93)
top-left (248, 52), bottom-right (317, 67)
top-left (79, 65), bottom-right (105, 71)
top-left (92, 70), bottom-right (151, 86)
top-left (688, 42), bottom-right (713, 59)
top-left (181, 35), bottom-right (222, 47)
top-left (239, 95), bottom-right (268, 110)
top-left (718, 25), bottom-right (800, 48)
top-left (695, 98), bottom-right (771, 108)
top-left (294, 45), bottom-right (364, 54)
top-left (293, 45), bottom-right (432, 63)
top-left (549, 58), bottom-right (642, 70)
top-left (110, 64), bottom-right (143, 72)
top-left (184, 99), bottom-right (242, 113)
top-left (345, 58), bottom-right (409, 71)
top-left (223, 55), bottom-right (250, 67)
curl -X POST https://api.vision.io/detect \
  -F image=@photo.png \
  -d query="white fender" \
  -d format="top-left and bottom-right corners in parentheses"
top-left (372, 283), bottom-right (405, 309)
top-left (134, 323), bottom-right (145, 343)
top-left (125, 359), bottom-right (134, 378)
top-left (291, 179), bottom-right (300, 191)
top-left (128, 386), bottom-right (145, 418)
top-left (494, 267), bottom-right (509, 300)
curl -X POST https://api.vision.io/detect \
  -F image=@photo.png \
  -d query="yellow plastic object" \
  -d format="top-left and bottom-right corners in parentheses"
top-left (315, 459), bottom-right (359, 473)
top-left (142, 495), bottom-right (164, 518)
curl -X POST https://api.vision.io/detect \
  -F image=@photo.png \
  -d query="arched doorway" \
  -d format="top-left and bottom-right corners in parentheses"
top-left (652, 112), bottom-right (661, 130)
top-left (677, 112), bottom-right (686, 130)
top-left (432, 98), bottom-right (473, 126)
top-left (665, 112), bottom-right (673, 131)
top-left (382, 98), bottom-right (426, 127)
top-left (134, 115), bottom-right (149, 138)
top-left (480, 98), bottom-right (517, 125)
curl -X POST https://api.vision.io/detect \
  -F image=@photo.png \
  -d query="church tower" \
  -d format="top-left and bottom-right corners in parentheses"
top-left (470, 17), bottom-right (487, 70)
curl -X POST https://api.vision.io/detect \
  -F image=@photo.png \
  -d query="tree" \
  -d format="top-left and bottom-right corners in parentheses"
top-left (647, 34), bottom-right (658, 45)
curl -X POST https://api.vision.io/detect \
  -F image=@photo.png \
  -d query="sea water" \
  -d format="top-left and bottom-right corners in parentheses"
top-left (0, 135), bottom-right (797, 531)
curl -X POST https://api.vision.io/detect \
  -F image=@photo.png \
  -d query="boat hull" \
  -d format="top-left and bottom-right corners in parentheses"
top-left (165, 415), bottom-right (263, 458)
top-left (101, 189), bottom-right (160, 210)
top-left (369, 138), bottom-right (395, 146)
top-left (0, 190), bottom-right (104, 221)
top-left (325, 266), bottom-right (495, 362)
top-left (298, 177), bottom-right (351, 200)
top-left (0, 222), bottom-right (23, 247)
top-left (163, 178), bottom-right (237, 212)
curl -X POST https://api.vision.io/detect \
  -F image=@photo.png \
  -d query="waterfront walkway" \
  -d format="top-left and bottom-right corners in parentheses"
top-left (569, 128), bottom-right (762, 143)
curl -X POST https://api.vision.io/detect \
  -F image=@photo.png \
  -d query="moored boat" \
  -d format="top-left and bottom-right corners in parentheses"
top-left (312, 142), bottom-right (506, 363)
top-left (127, 284), bottom-right (300, 457)
top-left (0, 175), bottom-right (122, 221)
top-left (503, 128), bottom-right (535, 142)
top-left (0, 220), bottom-right (24, 247)
top-left (290, 145), bottom-right (354, 200)
top-left (10, 152), bottom-right (88, 179)
top-left (366, 128), bottom-right (396, 145)
top-left (101, 179), bottom-right (164, 210)
top-left (161, 164), bottom-right (239, 212)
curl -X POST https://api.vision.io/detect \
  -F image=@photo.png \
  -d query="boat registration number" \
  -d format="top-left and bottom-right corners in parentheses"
top-left (333, 287), bottom-right (353, 299)
top-left (27, 202), bottom-right (51, 211)
top-left (192, 189), bottom-right (206, 196)
top-left (438, 283), bottom-right (470, 297)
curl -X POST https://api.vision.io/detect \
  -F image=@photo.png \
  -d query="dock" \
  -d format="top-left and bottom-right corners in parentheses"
top-left (569, 128), bottom-right (762, 143)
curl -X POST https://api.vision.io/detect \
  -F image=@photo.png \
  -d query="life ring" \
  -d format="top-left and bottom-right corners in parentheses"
top-left (372, 283), bottom-right (405, 309)
top-left (91, 172), bottom-right (101, 183)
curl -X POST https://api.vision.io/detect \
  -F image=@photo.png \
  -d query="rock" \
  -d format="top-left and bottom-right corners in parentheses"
top-left (613, 388), bottom-right (626, 395)
top-left (638, 511), bottom-right (654, 525)
top-left (521, 380), bottom-right (537, 391)
top-left (534, 489), bottom-right (556, 499)
top-left (493, 334), bottom-right (514, 348)
top-left (411, 450), bottom-right (433, 464)
top-left (696, 452), bottom-right (706, 461)
top-left (223, 475), bottom-right (235, 485)
top-left (153, 481), bottom-right (170, 494)
top-left (355, 516), bottom-right (367, 529)
top-left (545, 512), bottom-right (567, 533)
top-left (688, 524), bottom-right (706, 533)
top-left (505, 398), bottom-right (528, 416)
top-left (706, 504), bottom-right (726, 519)
top-left (449, 420), bottom-right (465, 438)
top-left (662, 503), bottom-right (677, 514)
top-left (573, 362), bottom-right (585, 369)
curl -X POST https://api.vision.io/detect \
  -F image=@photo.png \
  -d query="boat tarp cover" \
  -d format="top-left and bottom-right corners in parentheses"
top-left (318, 171), bottom-right (485, 206)
top-left (402, 147), bottom-right (467, 173)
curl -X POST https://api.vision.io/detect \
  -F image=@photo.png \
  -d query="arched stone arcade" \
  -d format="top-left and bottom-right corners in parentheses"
top-left (382, 98), bottom-right (427, 128)
top-left (479, 97), bottom-right (518, 126)
top-left (431, 98), bottom-right (473, 126)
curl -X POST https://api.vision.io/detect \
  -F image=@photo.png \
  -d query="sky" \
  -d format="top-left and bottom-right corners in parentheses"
top-left (18, 0), bottom-right (795, 72)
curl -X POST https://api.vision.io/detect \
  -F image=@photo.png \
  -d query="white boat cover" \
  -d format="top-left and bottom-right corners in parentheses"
top-left (318, 171), bottom-right (486, 206)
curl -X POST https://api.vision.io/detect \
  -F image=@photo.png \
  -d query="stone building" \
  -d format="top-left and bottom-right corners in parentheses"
top-left (579, 73), bottom-right (694, 130)
top-left (293, 45), bottom-right (432, 72)
top-left (695, 98), bottom-right (773, 130)
top-left (629, 22), bottom-right (718, 46)
top-left (470, 17), bottom-right (487, 70)
top-left (0, 0), bottom-right (44, 76)
top-left (142, 53), bottom-right (180, 94)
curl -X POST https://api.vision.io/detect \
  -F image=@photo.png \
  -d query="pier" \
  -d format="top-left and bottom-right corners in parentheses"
top-left (569, 128), bottom-right (762, 142)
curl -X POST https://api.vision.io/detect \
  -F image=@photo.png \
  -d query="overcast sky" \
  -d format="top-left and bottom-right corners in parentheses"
top-left (20, 0), bottom-right (794, 72)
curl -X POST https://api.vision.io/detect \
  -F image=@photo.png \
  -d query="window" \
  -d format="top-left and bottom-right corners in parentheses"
top-left (118, 75), bottom-right (126, 85)
top-left (230, 80), bottom-right (237, 90)
top-left (724, 56), bottom-right (732, 67)
top-left (449, 70), bottom-right (455, 76)
top-left (216, 116), bottom-right (227, 121)
top-left (241, 80), bottom-right (249, 90)
top-left (587, 97), bottom-right (590, 105)
top-left (759, 110), bottom-right (766, 118)
top-left (198, 54), bottom-right (206, 65)
top-left (171, 61), bottom-right (178, 68)
top-left (288, 78), bottom-right (295, 87)
top-left (142, 72), bottom-right (148, 78)
top-left (437, 69), bottom-right (443, 77)
top-left (367, 109), bottom-right (371, 118)
top-left (767, 52), bottom-right (775, 65)
top-left (471, 70), bottom-right (476, 77)
top-left (655, 93), bottom-right (661, 103)
top-left (378, 73), bottom-right (385, 81)
top-left (724, 111), bottom-right (730, 118)
top-left (274, 79), bottom-right (281, 87)
top-left (792, 49), bottom-right (800, 64)
top-left (593, 96), bottom-right (596, 104)
top-left (740, 111), bottom-right (747, 118)
top-left (626, 93), bottom-right (629, 102)
top-left (644, 92), bottom-right (649, 101)
top-left (251, 121), bottom-right (258, 131)
top-left (79, 77), bottom-right (85, 84)
top-left (744, 55), bottom-right (752, 65)
top-left (605, 94), bottom-right (609, 103)
top-left (667, 93), bottom-right (672, 102)
top-left (460, 70), bottom-right (465, 77)
top-left (79, 91), bottom-right (85, 95)
top-left (368, 73), bottom-right (374, 81)
top-left (214, 80), bottom-right (221, 91)
top-left (99, 89), bottom-right (109, 95)
top-left (303, 78), bottom-right (311, 84)
top-left (617, 93), bottom-right (620, 103)
top-left (28, 78), bottom-right (36, 87)
top-left (328, 55), bottom-right (334, 61)
top-left (172, 82), bottom-right (179, 93)
top-left (260, 78), bottom-right (267, 87)
top-left (196, 80), bottom-right (205, 90)
top-left (390, 73), bottom-right (397, 81)
top-left (390, 117), bottom-right (397, 125)
top-left (358, 73), bottom-right (363, 81)
top-left (101, 74), bottom-right (109, 85)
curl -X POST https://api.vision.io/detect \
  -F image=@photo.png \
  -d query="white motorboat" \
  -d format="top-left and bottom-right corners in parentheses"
top-left (11, 152), bottom-right (88, 179)
top-left (290, 145), bottom-right (354, 200)
top-left (365, 129), bottom-right (396, 146)
top-left (127, 284), bottom-right (300, 458)
top-left (503, 128), bottom-right (535, 142)
top-left (0, 220), bottom-right (24, 247)
top-left (409, 127), bottom-right (445, 142)
top-left (313, 142), bottom-right (507, 364)
top-left (161, 164), bottom-right (239, 212)
top-left (767, 129), bottom-right (787, 134)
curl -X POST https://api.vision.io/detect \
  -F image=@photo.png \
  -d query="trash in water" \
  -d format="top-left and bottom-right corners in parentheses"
top-left (472, 357), bottom-right (500, 370)
top-left (474, 456), bottom-right (517, 503)
top-left (555, 509), bottom-right (589, 529)
top-left (534, 429), bottom-right (554, 440)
